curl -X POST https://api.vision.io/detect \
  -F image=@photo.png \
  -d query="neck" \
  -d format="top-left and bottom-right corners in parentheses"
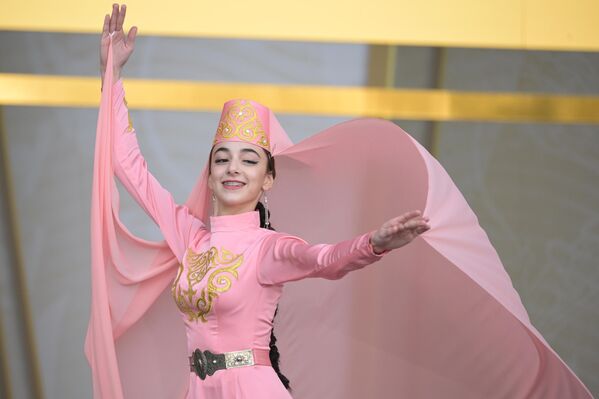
top-left (214, 201), bottom-right (259, 217)
top-left (209, 209), bottom-right (261, 232)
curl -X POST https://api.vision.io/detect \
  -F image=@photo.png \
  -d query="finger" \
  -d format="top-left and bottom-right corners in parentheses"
top-left (127, 26), bottom-right (138, 46)
top-left (401, 220), bottom-right (419, 230)
top-left (402, 215), bottom-right (426, 224)
top-left (400, 219), bottom-right (428, 231)
top-left (413, 216), bottom-right (429, 224)
top-left (414, 226), bottom-right (429, 235)
top-left (403, 210), bottom-right (421, 221)
top-left (413, 221), bottom-right (430, 231)
top-left (110, 3), bottom-right (118, 33)
top-left (385, 215), bottom-right (426, 235)
top-left (397, 210), bottom-right (422, 224)
top-left (385, 222), bottom-right (405, 237)
top-left (415, 219), bottom-right (430, 229)
top-left (415, 222), bottom-right (430, 230)
top-left (396, 215), bottom-right (423, 225)
top-left (102, 14), bottom-right (110, 36)
top-left (116, 4), bottom-right (126, 31)
top-left (109, 5), bottom-right (115, 33)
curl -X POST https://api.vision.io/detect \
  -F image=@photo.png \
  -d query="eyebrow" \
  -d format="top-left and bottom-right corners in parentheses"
top-left (214, 147), bottom-right (261, 157)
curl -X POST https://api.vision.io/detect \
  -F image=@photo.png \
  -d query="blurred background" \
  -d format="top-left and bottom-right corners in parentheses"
top-left (0, 1), bottom-right (598, 398)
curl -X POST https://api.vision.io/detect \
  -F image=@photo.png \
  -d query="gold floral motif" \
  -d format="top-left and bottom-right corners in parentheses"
top-left (172, 246), bottom-right (244, 322)
top-left (213, 100), bottom-right (270, 150)
top-left (126, 113), bottom-right (134, 132)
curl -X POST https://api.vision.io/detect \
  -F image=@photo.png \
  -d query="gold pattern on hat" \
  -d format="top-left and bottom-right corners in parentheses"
top-left (213, 100), bottom-right (270, 150)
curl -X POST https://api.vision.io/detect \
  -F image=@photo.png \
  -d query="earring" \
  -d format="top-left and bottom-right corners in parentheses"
top-left (212, 193), bottom-right (216, 215)
top-left (263, 192), bottom-right (270, 229)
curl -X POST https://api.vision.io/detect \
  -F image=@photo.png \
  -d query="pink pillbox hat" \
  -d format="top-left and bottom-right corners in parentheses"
top-left (212, 98), bottom-right (292, 155)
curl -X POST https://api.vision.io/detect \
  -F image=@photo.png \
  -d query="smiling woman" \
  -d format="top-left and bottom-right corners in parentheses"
top-left (95, 60), bottom-right (399, 398)
top-left (207, 141), bottom-right (275, 217)
top-left (84, 3), bottom-right (593, 399)
top-left (88, 5), bottom-right (429, 399)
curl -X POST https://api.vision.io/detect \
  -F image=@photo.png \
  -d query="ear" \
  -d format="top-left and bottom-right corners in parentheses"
top-left (207, 174), bottom-right (214, 191)
top-left (262, 173), bottom-right (274, 192)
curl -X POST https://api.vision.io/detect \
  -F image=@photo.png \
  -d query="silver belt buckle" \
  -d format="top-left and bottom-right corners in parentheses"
top-left (224, 349), bottom-right (255, 368)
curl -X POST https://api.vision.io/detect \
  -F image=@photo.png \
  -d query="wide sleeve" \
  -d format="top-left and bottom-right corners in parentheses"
top-left (110, 78), bottom-right (204, 262)
top-left (257, 230), bottom-right (390, 285)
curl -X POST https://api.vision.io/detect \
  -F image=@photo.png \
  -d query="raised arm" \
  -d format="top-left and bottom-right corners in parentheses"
top-left (110, 79), bottom-right (205, 262)
top-left (256, 230), bottom-right (389, 285)
top-left (101, 4), bottom-right (204, 262)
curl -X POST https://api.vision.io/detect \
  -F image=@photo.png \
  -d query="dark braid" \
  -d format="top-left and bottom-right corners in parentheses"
top-left (255, 201), bottom-right (291, 391)
top-left (255, 152), bottom-right (291, 391)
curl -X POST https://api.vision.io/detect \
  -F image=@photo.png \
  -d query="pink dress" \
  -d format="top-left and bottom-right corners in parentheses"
top-left (88, 42), bottom-right (593, 398)
top-left (111, 79), bottom-right (387, 398)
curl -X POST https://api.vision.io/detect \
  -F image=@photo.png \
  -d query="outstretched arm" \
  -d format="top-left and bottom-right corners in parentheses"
top-left (257, 230), bottom-right (388, 285)
top-left (257, 211), bottom-right (429, 285)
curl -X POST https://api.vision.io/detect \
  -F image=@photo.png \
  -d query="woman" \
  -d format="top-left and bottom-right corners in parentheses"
top-left (93, 4), bottom-right (428, 398)
top-left (86, 4), bottom-right (592, 399)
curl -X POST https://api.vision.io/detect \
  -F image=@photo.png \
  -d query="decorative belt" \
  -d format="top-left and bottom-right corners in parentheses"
top-left (189, 348), bottom-right (271, 380)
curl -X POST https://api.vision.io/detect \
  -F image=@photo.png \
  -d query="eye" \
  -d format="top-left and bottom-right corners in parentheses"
top-left (215, 159), bottom-right (228, 164)
top-left (244, 160), bottom-right (259, 165)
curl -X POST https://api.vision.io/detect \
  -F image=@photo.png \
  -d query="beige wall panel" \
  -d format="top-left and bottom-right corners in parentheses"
top-left (436, 122), bottom-right (599, 396)
top-left (437, 47), bottom-right (599, 396)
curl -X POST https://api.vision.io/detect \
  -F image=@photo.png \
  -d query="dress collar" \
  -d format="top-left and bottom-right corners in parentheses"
top-left (209, 210), bottom-right (261, 232)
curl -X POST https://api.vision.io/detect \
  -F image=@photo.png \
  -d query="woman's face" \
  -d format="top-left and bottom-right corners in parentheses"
top-left (207, 141), bottom-right (273, 216)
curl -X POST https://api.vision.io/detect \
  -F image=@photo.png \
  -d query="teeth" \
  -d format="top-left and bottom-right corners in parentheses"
top-left (224, 182), bottom-right (244, 186)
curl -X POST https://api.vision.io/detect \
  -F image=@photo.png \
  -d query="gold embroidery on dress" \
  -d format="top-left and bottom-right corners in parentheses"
top-left (171, 246), bottom-right (244, 322)
top-left (123, 97), bottom-right (134, 133)
top-left (126, 113), bottom-right (134, 132)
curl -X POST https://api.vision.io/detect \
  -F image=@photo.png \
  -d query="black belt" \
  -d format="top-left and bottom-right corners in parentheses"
top-left (189, 348), bottom-right (271, 380)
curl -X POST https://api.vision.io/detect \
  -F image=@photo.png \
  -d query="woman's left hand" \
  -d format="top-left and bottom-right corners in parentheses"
top-left (369, 210), bottom-right (430, 254)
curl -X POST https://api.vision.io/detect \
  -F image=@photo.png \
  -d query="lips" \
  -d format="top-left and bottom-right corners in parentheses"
top-left (222, 180), bottom-right (246, 190)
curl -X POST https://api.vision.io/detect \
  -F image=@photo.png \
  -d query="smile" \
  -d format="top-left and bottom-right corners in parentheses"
top-left (222, 181), bottom-right (246, 190)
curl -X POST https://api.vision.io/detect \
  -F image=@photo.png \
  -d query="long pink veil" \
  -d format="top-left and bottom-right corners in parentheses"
top-left (85, 37), bottom-right (593, 399)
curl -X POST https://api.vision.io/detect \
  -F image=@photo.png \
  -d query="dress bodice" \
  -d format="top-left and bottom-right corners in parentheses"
top-left (171, 211), bottom-right (280, 353)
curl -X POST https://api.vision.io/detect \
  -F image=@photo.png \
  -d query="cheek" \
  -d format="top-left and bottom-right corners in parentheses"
top-left (246, 167), bottom-right (268, 188)
top-left (209, 167), bottom-right (225, 188)
top-left (210, 164), bottom-right (225, 178)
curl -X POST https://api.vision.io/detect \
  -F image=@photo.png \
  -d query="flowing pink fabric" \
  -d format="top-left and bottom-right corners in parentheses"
top-left (85, 37), bottom-right (593, 398)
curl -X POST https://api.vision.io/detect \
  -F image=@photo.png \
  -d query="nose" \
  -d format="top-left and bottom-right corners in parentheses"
top-left (226, 157), bottom-right (240, 175)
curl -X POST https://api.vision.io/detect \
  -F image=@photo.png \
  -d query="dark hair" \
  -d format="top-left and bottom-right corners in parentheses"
top-left (208, 146), bottom-right (290, 391)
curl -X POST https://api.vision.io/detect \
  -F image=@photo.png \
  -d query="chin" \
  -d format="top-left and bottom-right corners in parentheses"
top-left (218, 194), bottom-right (257, 208)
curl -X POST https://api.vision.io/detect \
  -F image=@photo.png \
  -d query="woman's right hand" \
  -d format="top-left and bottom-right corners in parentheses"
top-left (100, 3), bottom-right (137, 86)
